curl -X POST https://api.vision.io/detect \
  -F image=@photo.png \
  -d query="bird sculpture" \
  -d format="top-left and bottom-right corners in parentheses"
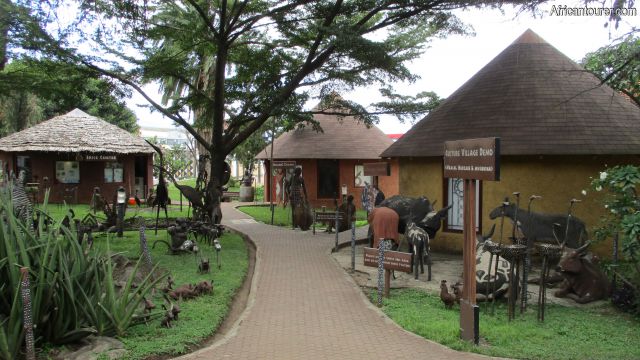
top-left (440, 280), bottom-right (456, 309)
top-left (145, 140), bottom-right (170, 234)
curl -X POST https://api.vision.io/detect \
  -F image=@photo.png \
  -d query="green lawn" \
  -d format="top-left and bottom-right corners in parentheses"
top-left (90, 229), bottom-right (248, 359)
top-left (237, 205), bottom-right (368, 228)
top-left (374, 288), bottom-right (640, 360)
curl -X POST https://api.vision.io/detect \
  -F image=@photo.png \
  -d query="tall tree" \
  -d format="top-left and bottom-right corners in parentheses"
top-left (7, 0), bottom-right (550, 221)
top-left (582, 35), bottom-right (640, 107)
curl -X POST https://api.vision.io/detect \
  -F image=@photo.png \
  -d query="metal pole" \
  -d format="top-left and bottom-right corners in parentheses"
top-left (269, 123), bottom-right (275, 225)
top-left (334, 210), bottom-right (340, 251)
top-left (351, 220), bottom-right (356, 272)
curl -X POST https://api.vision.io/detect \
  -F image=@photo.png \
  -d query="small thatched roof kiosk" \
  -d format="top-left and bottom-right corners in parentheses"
top-left (257, 103), bottom-right (399, 208)
top-left (0, 109), bottom-right (154, 204)
top-left (381, 29), bottom-right (640, 255)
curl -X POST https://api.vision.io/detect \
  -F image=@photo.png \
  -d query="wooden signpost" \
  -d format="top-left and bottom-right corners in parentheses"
top-left (364, 247), bottom-right (412, 301)
top-left (444, 137), bottom-right (500, 345)
top-left (363, 162), bottom-right (391, 176)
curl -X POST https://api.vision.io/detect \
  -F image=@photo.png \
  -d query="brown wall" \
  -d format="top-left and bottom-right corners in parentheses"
top-left (0, 151), bottom-right (153, 204)
top-left (264, 158), bottom-right (400, 209)
top-left (398, 155), bottom-right (640, 258)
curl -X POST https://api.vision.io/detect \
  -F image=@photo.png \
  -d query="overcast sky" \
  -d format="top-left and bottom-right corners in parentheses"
top-left (131, 0), bottom-right (638, 134)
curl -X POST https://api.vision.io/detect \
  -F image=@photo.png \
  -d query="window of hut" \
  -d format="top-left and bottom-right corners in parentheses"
top-left (55, 161), bottom-right (80, 184)
top-left (445, 178), bottom-right (480, 232)
top-left (104, 162), bottom-right (124, 183)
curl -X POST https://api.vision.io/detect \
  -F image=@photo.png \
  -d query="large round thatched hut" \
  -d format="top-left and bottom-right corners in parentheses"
top-left (0, 109), bottom-right (154, 204)
top-left (381, 29), bottom-right (640, 256)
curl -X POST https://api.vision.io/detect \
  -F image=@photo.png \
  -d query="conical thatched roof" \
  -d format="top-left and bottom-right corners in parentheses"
top-left (0, 109), bottom-right (153, 154)
top-left (256, 108), bottom-right (393, 160)
top-left (382, 29), bottom-right (640, 157)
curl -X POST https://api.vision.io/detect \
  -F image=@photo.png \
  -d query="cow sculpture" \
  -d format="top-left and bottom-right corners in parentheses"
top-left (378, 195), bottom-right (434, 234)
top-left (475, 224), bottom-right (511, 301)
top-left (489, 202), bottom-right (587, 248)
top-left (554, 242), bottom-right (610, 304)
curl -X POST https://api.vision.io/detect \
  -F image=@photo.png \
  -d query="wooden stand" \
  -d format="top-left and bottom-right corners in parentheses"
top-left (460, 179), bottom-right (478, 342)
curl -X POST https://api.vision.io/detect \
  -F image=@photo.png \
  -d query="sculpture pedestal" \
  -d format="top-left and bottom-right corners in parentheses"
top-left (239, 185), bottom-right (255, 202)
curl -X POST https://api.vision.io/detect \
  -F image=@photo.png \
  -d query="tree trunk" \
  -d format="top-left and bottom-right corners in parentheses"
top-left (0, 0), bottom-right (10, 71)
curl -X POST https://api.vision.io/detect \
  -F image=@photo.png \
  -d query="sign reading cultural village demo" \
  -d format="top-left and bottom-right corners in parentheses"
top-left (443, 137), bottom-right (500, 181)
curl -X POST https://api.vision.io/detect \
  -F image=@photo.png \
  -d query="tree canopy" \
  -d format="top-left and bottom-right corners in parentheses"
top-left (582, 35), bottom-right (640, 107)
top-left (0, 59), bottom-right (139, 136)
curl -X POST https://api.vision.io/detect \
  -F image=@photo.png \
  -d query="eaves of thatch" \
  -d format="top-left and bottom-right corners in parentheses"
top-left (0, 109), bottom-right (154, 154)
top-left (382, 29), bottom-right (640, 158)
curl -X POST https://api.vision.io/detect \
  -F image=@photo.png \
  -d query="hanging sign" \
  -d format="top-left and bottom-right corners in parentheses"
top-left (363, 162), bottom-right (391, 176)
top-left (272, 160), bottom-right (296, 168)
top-left (443, 137), bottom-right (500, 181)
top-left (77, 154), bottom-right (118, 162)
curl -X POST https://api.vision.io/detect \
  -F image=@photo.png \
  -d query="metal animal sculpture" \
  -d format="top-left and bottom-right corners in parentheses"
top-left (440, 280), bottom-right (456, 309)
top-left (145, 140), bottom-right (169, 234)
top-left (378, 195), bottom-right (434, 234)
top-left (165, 170), bottom-right (206, 220)
top-left (12, 170), bottom-right (34, 232)
top-left (405, 220), bottom-right (430, 280)
top-left (489, 202), bottom-right (587, 248)
top-left (554, 242), bottom-right (611, 304)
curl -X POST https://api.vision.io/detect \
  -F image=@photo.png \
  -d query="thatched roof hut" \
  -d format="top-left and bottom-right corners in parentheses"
top-left (379, 29), bottom-right (640, 256)
top-left (0, 109), bottom-right (154, 204)
top-left (0, 109), bottom-right (153, 154)
top-left (257, 104), bottom-right (399, 209)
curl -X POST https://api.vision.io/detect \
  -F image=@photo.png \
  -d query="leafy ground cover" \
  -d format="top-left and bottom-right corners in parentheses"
top-left (89, 229), bottom-right (248, 359)
top-left (237, 205), bottom-right (368, 228)
top-left (373, 288), bottom-right (640, 360)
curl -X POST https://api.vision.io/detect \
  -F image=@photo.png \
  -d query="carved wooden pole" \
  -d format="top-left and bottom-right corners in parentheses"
top-left (20, 268), bottom-right (35, 360)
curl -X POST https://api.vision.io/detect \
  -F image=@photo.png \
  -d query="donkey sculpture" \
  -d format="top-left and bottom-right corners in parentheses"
top-left (489, 202), bottom-right (587, 249)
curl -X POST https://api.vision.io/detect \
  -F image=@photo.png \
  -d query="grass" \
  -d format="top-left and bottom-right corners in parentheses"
top-left (236, 204), bottom-right (369, 228)
top-left (90, 229), bottom-right (248, 359)
top-left (373, 288), bottom-right (640, 360)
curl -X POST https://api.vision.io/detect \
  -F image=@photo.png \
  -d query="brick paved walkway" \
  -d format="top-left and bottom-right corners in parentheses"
top-left (178, 203), bottom-right (499, 360)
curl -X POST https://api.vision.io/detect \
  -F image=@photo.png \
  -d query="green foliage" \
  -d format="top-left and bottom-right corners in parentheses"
top-left (91, 230), bottom-right (249, 359)
top-left (590, 165), bottom-right (640, 310)
top-left (582, 35), bottom-right (640, 107)
top-left (0, 190), bottom-right (162, 359)
top-left (378, 288), bottom-right (640, 360)
top-left (0, 60), bottom-right (139, 136)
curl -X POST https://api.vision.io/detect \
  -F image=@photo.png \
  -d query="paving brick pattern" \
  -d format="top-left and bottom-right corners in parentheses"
top-left (178, 204), bottom-right (499, 360)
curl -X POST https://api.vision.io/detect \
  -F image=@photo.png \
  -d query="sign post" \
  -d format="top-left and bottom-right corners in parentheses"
top-left (444, 137), bottom-right (500, 345)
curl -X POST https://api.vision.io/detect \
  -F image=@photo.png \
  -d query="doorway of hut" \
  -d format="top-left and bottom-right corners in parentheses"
top-left (134, 156), bottom-right (148, 201)
top-left (317, 159), bottom-right (339, 200)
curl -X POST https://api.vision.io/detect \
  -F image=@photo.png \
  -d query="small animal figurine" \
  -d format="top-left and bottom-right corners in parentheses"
top-left (440, 280), bottom-right (456, 309)
top-left (143, 297), bottom-right (156, 314)
top-left (170, 302), bottom-right (181, 321)
top-left (451, 281), bottom-right (463, 304)
top-left (194, 280), bottom-right (213, 295)
top-left (160, 309), bottom-right (174, 328)
top-left (169, 284), bottom-right (197, 300)
top-left (198, 258), bottom-right (210, 274)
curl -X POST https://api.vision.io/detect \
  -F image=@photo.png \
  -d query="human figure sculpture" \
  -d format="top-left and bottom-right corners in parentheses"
top-left (367, 206), bottom-right (399, 249)
top-left (326, 194), bottom-right (356, 233)
top-left (286, 166), bottom-right (311, 230)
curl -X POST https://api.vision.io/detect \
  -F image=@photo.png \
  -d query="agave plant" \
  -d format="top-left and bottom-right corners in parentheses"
top-left (0, 189), bottom-right (165, 359)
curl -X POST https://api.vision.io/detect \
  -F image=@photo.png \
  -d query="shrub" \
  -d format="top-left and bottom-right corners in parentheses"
top-left (0, 190), bottom-right (163, 359)
top-left (590, 165), bottom-right (640, 314)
